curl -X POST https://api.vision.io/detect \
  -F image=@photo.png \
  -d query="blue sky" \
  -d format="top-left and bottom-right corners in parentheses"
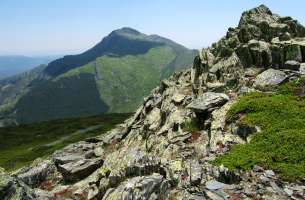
top-left (1, 0), bottom-right (305, 56)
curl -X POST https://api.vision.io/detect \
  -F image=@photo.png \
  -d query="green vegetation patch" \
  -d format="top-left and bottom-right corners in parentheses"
top-left (60, 46), bottom-right (176, 113)
top-left (0, 113), bottom-right (130, 171)
top-left (214, 78), bottom-right (305, 181)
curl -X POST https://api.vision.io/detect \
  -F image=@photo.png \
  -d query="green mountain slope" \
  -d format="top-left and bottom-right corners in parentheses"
top-left (0, 28), bottom-right (197, 125)
top-left (0, 113), bottom-right (130, 171)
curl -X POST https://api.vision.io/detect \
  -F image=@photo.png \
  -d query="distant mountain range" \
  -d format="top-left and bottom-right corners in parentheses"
top-left (0, 56), bottom-right (58, 80)
top-left (0, 27), bottom-right (197, 125)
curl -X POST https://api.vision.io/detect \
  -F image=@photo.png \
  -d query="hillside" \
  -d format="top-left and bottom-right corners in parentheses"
top-left (1, 5), bottom-right (305, 200)
top-left (0, 113), bottom-right (130, 171)
top-left (0, 28), bottom-right (197, 125)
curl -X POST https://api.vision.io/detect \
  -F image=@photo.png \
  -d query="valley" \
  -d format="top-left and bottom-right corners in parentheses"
top-left (0, 113), bottom-right (130, 171)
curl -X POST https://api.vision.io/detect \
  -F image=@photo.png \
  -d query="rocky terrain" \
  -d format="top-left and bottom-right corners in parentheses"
top-left (1, 5), bottom-right (305, 200)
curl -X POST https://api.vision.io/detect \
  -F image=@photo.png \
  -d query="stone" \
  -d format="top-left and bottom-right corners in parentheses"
top-left (102, 174), bottom-right (170, 200)
top-left (300, 63), bottom-right (305, 75)
top-left (57, 158), bottom-right (103, 182)
top-left (253, 165), bottom-right (264, 172)
top-left (259, 175), bottom-right (270, 184)
top-left (284, 188), bottom-right (293, 196)
top-left (53, 154), bottom-right (84, 165)
top-left (187, 160), bottom-right (202, 186)
top-left (0, 173), bottom-right (36, 200)
top-left (247, 39), bottom-right (272, 68)
top-left (15, 159), bottom-right (56, 188)
top-left (283, 60), bottom-right (301, 70)
top-left (205, 180), bottom-right (227, 190)
top-left (103, 149), bottom-right (161, 184)
top-left (172, 93), bottom-right (186, 104)
top-left (204, 190), bottom-right (227, 200)
top-left (265, 170), bottom-right (275, 177)
top-left (187, 92), bottom-right (229, 113)
top-left (253, 68), bottom-right (287, 89)
top-left (94, 146), bottom-right (105, 157)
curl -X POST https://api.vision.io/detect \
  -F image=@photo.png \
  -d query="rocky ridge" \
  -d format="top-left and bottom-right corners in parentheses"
top-left (1, 5), bottom-right (305, 200)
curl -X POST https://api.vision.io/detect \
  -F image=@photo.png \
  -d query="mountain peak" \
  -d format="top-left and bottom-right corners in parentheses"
top-left (248, 4), bottom-right (272, 15)
top-left (112, 27), bottom-right (142, 36)
top-left (238, 4), bottom-right (276, 28)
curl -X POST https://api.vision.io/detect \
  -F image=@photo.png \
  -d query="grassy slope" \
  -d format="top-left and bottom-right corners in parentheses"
top-left (214, 79), bottom-right (305, 181)
top-left (61, 46), bottom-right (176, 113)
top-left (0, 113), bottom-right (130, 171)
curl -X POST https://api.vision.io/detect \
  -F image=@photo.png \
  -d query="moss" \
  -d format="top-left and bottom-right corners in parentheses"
top-left (214, 78), bottom-right (305, 181)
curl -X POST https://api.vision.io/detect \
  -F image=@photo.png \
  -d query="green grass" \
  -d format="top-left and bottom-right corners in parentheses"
top-left (213, 78), bottom-right (305, 181)
top-left (0, 113), bottom-right (130, 171)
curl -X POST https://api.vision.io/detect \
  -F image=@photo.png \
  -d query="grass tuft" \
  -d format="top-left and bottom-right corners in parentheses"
top-left (214, 78), bottom-right (305, 181)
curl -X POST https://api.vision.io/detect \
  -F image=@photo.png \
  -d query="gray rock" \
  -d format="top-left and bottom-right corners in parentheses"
top-left (253, 165), bottom-right (264, 172)
top-left (259, 175), bottom-right (270, 184)
top-left (204, 189), bottom-right (227, 200)
top-left (172, 93), bottom-right (186, 104)
top-left (188, 160), bottom-right (202, 186)
top-left (205, 180), bottom-right (227, 190)
top-left (253, 69), bottom-right (287, 89)
top-left (58, 158), bottom-right (103, 182)
top-left (247, 39), bottom-right (272, 68)
top-left (102, 174), bottom-right (170, 200)
top-left (300, 63), bottom-right (305, 75)
top-left (284, 188), bottom-right (293, 196)
top-left (265, 170), bottom-right (275, 177)
top-left (0, 174), bottom-right (36, 200)
top-left (187, 92), bottom-right (229, 113)
top-left (16, 159), bottom-right (56, 188)
top-left (284, 60), bottom-right (301, 70)
top-left (94, 146), bottom-right (105, 157)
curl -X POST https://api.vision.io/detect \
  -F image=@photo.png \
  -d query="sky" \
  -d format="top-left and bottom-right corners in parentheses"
top-left (1, 0), bottom-right (305, 56)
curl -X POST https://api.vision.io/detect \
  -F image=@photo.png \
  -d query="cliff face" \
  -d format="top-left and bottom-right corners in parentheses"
top-left (1, 5), bottom-right (305, 200)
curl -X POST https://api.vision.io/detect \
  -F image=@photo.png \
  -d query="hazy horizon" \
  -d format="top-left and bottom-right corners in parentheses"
top-left (1, 0), bottom-right (305, 56)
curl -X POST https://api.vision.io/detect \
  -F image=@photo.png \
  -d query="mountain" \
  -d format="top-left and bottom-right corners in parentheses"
top-left (0, 28), bottom-right (197, 125)
top-left (1, 5), bottom-right (304, 200)
top-left (0, 56), bottom-right (57, 80)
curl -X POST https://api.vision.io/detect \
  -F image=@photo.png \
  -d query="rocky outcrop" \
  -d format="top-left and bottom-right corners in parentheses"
top-left (0, 170), bottom-right (36, 200)
top-left (1, 4), bottom-right (305, 200)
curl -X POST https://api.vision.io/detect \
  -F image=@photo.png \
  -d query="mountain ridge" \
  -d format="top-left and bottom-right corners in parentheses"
top-left (2, 5), bottom-right (305, 199)
top-left (0, 27), bottom-right (197, 125)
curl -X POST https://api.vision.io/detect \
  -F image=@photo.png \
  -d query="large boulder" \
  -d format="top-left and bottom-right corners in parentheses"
top-left (253, 68), bottom-right (287, 89)
top-left (283, 60), bottom-right (301, 70)
top-left (187, 92), bottom-right (229, 113)
top-left (57, 158), bottom-right (103, 182)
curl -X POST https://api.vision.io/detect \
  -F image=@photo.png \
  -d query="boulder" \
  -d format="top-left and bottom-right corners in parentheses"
top-left (15, 159), bottom-right (56, 188)
top-left (247, 39), bottom-right (272, 68)
top-left (205, 180), bottom-right (227, 190)
top-left (253, 68), bottom-right (287, 89)
top-left (172, 93), bottom-right (186, 104)
top-left (283, 60), bottom-right (301, 70)
top-left (0, 174), bottom-right (36, 200)
top-left (187, 92), bottom-right (229, 113)
top-left (57, 158), bottom-right (103, 182)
